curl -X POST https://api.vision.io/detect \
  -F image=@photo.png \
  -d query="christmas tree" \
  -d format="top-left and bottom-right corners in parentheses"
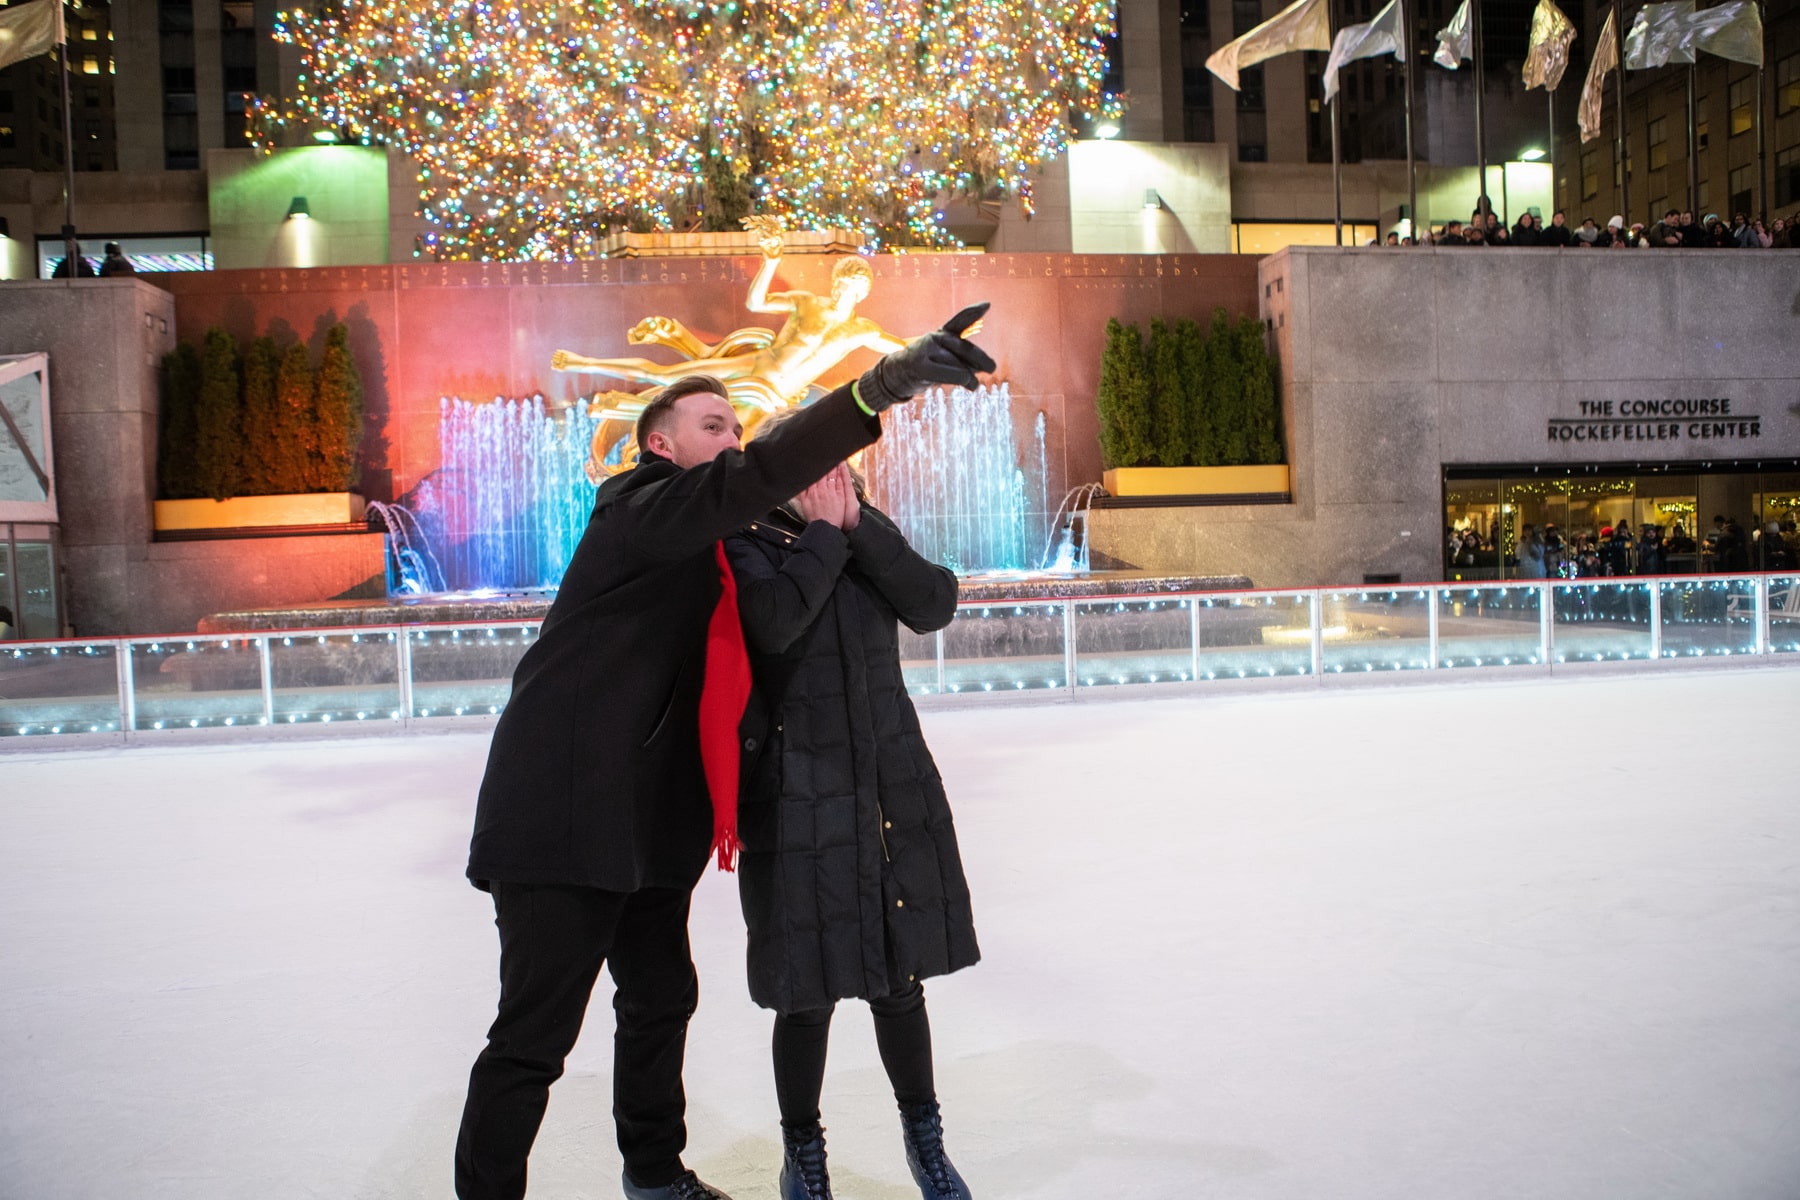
top-left (255, 0), bottom-right (1121, 260)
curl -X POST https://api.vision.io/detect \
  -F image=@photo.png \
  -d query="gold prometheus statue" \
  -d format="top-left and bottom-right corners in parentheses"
top-left (552, 216), bottom-right (917, 479)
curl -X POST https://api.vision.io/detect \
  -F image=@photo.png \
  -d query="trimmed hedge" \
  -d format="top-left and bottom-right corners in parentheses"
top-left (157, 323), bottom-right (362, 499)
top-left (1095, 307), bottom-right (1283, 470)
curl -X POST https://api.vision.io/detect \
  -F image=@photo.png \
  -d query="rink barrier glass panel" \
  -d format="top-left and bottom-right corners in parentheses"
top-left (1320, 589), bottom-right (1430, 675)
top-left (935, 601), bottom-right (1066, 695)
top-left (405, 624), bottom-right (536, 718)
top-left (0, 642), bottom-right (122, 736)
top-left (1657, 578), bottom-right (1759, 661)
top-left (268, 631), bottom-right (404, 726)
top-left (1070, 597), bottom-right (1197, 687)
top-left (1771, 577), bottom-right (1800, 655)
top-left (129, 637), bottom-right (265, 731)
top-left (1550, 581), bottom-right (1655, 663)
top-left (1184, 592), bottom-right (1314, 682)
top-left (2, 575), bottom-right (1795, 740)
top-left (1434, 585), bottom-right (1543, 670)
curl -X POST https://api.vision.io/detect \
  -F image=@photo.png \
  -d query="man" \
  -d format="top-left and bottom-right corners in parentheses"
top-left (98, 242), bottom-right (136, 276)
top-left (1540, 210), bottom-right (1574, 247)
top-left (1678, 210), bottom-right (1704, 247)
top-left (1649, 209), bottom-right (1682, 247)
top-left (455, 310), bottom-right (994, 1200)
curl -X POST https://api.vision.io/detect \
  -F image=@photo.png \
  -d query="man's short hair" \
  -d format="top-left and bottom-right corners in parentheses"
top-left (635, 375), bottom-right (729, 452)
top-left (104, 242), bottom-right (122, 255)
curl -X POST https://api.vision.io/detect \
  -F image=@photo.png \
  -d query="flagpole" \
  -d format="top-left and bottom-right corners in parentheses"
top-left (1612, 0), bottom-right (1628, 224)
top-left (1686, 65), bottom-right (1698, 214)
top-left (58, 3), bottom-right (79, 282)
top-left (1548, 86), bottom-right (1556, 215)
top-left (1757, 0), bottom-right (1769, 222)
top-left (1331, 94), bottom-right (1344, 245)
top-left (1403, 0), bottom-right (1417, 242)
top-left (1472, 0), bottom-right (1488, 223)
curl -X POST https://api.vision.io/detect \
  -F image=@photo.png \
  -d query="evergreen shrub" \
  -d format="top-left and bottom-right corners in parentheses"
top-left (1095, 307), bottom-right (1284, 472)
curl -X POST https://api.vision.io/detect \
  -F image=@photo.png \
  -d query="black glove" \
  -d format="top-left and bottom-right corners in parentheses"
top-left (855, 302), bottom-right (996, 412)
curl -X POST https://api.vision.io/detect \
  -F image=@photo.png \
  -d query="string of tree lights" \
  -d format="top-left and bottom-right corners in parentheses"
top-left (251, 0), bottom-right (1124, 260)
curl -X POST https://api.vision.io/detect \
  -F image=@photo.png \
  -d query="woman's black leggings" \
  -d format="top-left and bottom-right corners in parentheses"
top-left (772, 980), bottom-right (934, 1130)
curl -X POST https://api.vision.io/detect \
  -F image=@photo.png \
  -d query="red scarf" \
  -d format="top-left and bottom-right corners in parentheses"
top-left (697, 541), bottom-right (752, 870)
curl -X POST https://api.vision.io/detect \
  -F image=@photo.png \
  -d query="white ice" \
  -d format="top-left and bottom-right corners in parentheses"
top-left (4, 666), bottom-right (1799, 1200)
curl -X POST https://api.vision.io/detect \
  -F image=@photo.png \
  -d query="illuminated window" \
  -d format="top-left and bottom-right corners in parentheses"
top-left (81, 26), bottom-right (98, 40)
top-left (1729, 78), bottom-right (1752, 136)
top-left (83, 58), bottom-right (99, 74)
top-left (1581, 151), bottom-right (1597, 200)
top-left (1779, 54), bottom-right (1799, 116)
top-left (1648, 117), bottom-right (1666, 171)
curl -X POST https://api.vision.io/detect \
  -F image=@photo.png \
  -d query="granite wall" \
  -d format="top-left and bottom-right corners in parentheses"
top-left (145, 253), bottom-right (1265, 509)
top-left (1089, 246), bottom-right (1800, 588)
top-left (0, 280), bottom-right (383, 636)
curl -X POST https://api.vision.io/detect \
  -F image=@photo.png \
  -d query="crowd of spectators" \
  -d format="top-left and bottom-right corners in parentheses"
top-left (1378, 204), bottom-right (1800, 249)
top-left (1448, 515), bottom-right (1796, 579)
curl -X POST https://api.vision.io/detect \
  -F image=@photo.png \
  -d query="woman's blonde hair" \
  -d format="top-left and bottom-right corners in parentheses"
top-left (753, 404), bottom-right (866, 499)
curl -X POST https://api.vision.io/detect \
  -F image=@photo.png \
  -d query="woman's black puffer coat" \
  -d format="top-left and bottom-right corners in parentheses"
top-left (725, 503), bottom-right (980, 1015)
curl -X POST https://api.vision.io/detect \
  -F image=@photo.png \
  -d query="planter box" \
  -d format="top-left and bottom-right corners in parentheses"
top-left (1103, 465), bottom-right (1290, 500)
top-left (154, 492), bottom-right (366, 532)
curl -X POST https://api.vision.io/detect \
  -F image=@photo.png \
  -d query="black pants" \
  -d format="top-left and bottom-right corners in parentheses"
top-left (455, 882), bottom-right (699, 1199)
top-left (772, 980), bottom-right (935, 1131)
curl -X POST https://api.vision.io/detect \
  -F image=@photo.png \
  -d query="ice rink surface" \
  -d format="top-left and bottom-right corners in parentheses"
top-left (4, 665), bottom-right (1799, 1200)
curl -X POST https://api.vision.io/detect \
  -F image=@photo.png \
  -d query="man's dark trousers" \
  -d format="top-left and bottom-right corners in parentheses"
top-left (454, 881), bottom-right (699, 1199)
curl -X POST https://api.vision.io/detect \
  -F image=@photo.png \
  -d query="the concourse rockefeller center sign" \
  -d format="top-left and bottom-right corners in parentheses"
top-left (1547, 397), bottom-right (1763, 445)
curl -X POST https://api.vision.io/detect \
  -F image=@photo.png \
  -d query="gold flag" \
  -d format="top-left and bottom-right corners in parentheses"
top-left (1205, 0), bottom-right (1331, 91)
top-left (1522, 0), bottom-right (1578, 91)
top-left (1578, 9), bottom-right (1617, 145)
top-left (0, 0), bottom-right (63, 73)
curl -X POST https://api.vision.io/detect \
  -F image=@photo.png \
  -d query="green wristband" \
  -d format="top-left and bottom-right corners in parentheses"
top-left (852, 379), bottom-right (879, 418)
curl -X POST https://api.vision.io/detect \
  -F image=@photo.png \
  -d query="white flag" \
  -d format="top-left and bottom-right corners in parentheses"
top-left (1579, 9), bottom-right (1618, 145)
top-left (0, 0), bottom-right (63, 73)
top-left (1686, 0), bottom-right (1763, 66)
top-left (1324, 0), bottom-right (1404, 105)
top-left (1205, 0), bottom-right (1331, 91)
top-left (1433, 0), bottom-right (1471, 70)
top-left (1625, 1), bottom-right (1698, 70)
top-left (1627, 0), bottom-right (1763, 69)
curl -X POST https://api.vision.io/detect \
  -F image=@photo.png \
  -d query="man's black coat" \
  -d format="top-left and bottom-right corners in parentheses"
top-left (467, 385), bottom-right (880, 893)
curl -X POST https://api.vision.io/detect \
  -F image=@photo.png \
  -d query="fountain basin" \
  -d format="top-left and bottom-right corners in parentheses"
top-left (195, 572), bottom-right (1254, 634)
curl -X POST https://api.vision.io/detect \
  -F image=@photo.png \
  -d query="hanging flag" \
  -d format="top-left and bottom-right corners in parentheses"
top-left (1323, 0), bottom-right (1404, 105)
top-left (1686, 0), bottom-right (1763, 66)
top-left (1578, 8), bottom-right (1618, 144)
top-left (1628, 0), bottom-right (1763, 69)
top-left (0, 0), bottom-right (63, 73)
top-left (1522, 0), bottom-right (1578, 91)
top-left (1433, 0), bottom-right (1471, 69)
top-left (1205, 0), bottom-right (1331, 91)
top-left (1625, 1), bottom-right (1698, 70)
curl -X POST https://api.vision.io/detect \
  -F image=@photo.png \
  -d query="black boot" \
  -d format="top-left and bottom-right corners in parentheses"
top-left (780, 1122), bottom-right (833, 1200)
top-left (899, 1100), bottom-right (970, 1200)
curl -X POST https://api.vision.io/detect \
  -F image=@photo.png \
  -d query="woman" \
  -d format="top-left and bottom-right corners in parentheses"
top-left (726, 436), bottom-right (979, 1200)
